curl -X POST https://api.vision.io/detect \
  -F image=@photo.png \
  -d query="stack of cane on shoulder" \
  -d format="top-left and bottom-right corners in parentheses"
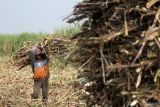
top-left (11, 36), bottom-right (70, 70)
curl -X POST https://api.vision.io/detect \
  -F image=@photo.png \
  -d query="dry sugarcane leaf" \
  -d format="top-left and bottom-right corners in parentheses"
top-left (124, 11), bottom-right (128, 36)
top-left (146, 0), bottom-right (160, 9)
top-left (130, 100), bottom-right (138, 107)
top-left (136, 71), bottom-right (142, 88)
top-left (154, 69), bottom-right (160, 82)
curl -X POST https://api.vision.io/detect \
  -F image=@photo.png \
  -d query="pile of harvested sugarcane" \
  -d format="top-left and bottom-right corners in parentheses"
top-left (67, 0), bottom-right (160, 106)
top-left (11, 35), bottom-right (70, 69)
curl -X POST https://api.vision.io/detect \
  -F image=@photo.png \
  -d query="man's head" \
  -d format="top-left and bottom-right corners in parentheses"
top-left (35, 47), bottom-right (41, 55)
top-left (35, 47), bottom-right (42, 60)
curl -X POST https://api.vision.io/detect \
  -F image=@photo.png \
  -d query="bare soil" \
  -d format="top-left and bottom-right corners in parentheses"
top-left (0, 57), bottom-right (85, 107)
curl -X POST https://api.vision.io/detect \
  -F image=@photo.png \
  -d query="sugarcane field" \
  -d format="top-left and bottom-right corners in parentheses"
top-left (0, 0), bottom-right (160, 107)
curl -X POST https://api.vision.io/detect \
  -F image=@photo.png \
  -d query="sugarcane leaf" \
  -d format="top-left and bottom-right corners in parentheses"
top-left (154, 69), bottom-right (160, 82)
top-left (136, 71), bottom-right (142, 88)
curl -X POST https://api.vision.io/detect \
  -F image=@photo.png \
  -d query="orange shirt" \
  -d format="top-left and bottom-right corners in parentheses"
top-left (33, 60), bottom-right (49, 79)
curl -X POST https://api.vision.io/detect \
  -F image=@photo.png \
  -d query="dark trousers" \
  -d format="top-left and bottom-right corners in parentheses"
top-left (31, 78), bottom-right (49, 100)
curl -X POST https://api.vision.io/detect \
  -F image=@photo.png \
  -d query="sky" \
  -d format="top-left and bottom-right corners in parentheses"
top-left (0, 0), bottom-right (80, 34)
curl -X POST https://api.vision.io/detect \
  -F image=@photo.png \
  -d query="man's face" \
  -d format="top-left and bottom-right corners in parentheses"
top-left (35, 47), bottom-right (42, 60)
top-left (35, 54), bottom-right (41, 60)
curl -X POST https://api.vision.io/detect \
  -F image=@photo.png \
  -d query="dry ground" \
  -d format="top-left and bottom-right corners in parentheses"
top-left (0, 56), bottom-right (85, 107)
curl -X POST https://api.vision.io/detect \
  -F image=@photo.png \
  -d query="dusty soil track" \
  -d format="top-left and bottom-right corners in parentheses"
top-left (0, 57), bottom-right (85, 107)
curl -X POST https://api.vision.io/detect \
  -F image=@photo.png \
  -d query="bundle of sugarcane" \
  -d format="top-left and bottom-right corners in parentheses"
top-left (11, 36), bottom-right (70, 70)
top-left (67, 0), bottom-right (160, 106)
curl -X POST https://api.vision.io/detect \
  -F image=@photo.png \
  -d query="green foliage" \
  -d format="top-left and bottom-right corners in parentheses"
top-left (0, 32), bottom-right (45, 55)
top-left (54, 26), bottom-right (81, 37)
top-left (0, 26), bottom-right (81, 55)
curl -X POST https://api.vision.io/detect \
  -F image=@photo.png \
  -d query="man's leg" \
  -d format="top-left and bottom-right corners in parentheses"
top-left (31, 79), bottom-right (42, 99)
top-left (42, 79), bottom-right (49, 100)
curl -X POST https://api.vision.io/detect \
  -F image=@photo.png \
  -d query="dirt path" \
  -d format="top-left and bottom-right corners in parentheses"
top-left (0, 57), bottom-right (85, 107)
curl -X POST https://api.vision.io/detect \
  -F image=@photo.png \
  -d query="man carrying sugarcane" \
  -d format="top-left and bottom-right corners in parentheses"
top-left (29, 46), bottom-right (50, 102)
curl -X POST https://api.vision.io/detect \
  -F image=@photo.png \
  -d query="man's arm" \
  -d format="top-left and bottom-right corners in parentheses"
top-left (29, 46), bottom-right (37, 73)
